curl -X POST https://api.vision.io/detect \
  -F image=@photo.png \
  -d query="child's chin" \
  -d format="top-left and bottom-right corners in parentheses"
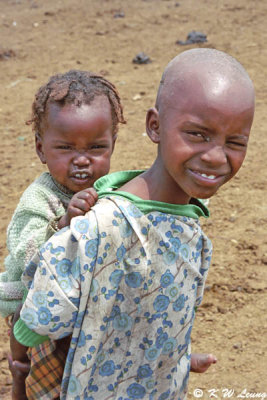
top-left (191, 189), bottom-right (217, 201)
top-left (68, 178), bottom-right (94, 192)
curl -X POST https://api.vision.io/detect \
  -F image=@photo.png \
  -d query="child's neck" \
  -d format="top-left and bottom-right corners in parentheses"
top-left (119, 161), bottom-right (190, 205)
top-left (50, 175), bottom-right (75, 196)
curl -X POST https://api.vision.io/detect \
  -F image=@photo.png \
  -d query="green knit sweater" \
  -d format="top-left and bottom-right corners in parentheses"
top-left (0, 172), bottom-right (74, 318)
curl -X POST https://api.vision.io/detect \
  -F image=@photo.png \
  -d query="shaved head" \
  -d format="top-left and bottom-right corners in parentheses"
top-left (156, 48), bottom-right (255, 113)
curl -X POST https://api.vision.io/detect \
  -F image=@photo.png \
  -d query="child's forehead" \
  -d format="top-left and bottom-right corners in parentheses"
top-left (44, 95), bottom-right (110, 121)
top-left (48, 94), bottom-right (110, 112)
top-left (41, 96), bottom-right (112, 134)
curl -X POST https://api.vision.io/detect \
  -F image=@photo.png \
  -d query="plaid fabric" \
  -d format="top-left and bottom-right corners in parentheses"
top-left (25, 340), bottom-right (65, 400)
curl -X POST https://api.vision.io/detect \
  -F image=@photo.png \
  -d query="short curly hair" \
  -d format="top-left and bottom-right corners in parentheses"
top-left (27, 69), bottom-right (126, 136)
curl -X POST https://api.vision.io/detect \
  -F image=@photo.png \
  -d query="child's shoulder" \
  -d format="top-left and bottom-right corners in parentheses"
top-left (12, 172), bottom-right (70, 217)
top-left (18, 172), bottom-right (57, 202)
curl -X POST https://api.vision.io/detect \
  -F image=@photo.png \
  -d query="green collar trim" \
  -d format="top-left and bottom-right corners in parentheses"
top-left (95, 170), bottom-right (209, 219)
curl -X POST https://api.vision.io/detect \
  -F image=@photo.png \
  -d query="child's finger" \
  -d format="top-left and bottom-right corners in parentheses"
top-left (76, 188), bottom-right (98, 205)
top-left (84, 192), bottom-right (98, 207)
top-left (83, 187), bottom-right (98, 201)
top-left (8, 354), bottom-right (30, 374)
top-left (75, 192), bottom-right (98, 208)
top-left (13, 360), bottom-right (31, 373)
top-left (68, 200), bottom-right (92, 215)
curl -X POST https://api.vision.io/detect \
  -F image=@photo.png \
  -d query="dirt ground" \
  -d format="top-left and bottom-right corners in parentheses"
top-left (0, 0), bottom-right (266, 398)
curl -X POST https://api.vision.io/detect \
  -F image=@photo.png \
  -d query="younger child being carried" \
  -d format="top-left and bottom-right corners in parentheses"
top-left (2, 69), bottom-right (125, 399)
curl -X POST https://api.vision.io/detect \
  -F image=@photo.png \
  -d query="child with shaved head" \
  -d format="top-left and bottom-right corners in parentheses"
top-left (12, 48), bottom-right (254, 399)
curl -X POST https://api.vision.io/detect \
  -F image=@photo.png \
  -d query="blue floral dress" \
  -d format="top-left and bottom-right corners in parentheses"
top-left (20, 173), bottom-right (212, 400)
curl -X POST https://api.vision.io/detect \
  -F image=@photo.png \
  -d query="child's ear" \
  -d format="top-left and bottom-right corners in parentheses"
top-left (111, 133), bottom-right (118, 153)
top-left (35, 133), bottom-right (46, 164)
top-left (146, 107), bottom-right (160, 143)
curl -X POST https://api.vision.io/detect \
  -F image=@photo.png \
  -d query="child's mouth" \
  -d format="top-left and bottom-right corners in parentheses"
top-left (197, 172), bottom-right (217, 180)
top-left (73, 172), bottom-right (90, 179)
top-left (70, 171), bottom-right (93, 184)
top-left (189, 169), bottom-right (225, 185)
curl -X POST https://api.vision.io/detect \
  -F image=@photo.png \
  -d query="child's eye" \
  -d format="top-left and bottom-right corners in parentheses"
top-left (187, 131), bottom-right (209, 142)
top-left (227, 141), bottom-right (247, 149)
top-left (91, 144), bottom-right (105, 149)
top-left (57, 145), bottom-right (71, 150)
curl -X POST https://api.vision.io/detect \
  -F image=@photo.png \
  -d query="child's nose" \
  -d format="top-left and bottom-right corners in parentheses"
top-left (200, 145), bottom-right (227, 166)
top-left (73, 153), bottom-right (90, 166)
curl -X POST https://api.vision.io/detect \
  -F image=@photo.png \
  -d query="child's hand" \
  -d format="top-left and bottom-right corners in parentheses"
top-left (8, 354), bottom-right (30, 400)
top-left (190, 353), bottom-right (217, 373)
top-left (58, 188), bottom-right (98, 228)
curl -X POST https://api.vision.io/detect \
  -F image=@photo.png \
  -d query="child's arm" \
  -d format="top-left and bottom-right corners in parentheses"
top-left (8, 304), bottom-right (30, 400)
top-left (58, 187), bottom-right (98, 229)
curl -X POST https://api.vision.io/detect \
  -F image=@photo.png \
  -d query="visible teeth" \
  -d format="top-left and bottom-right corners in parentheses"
top-left (74, 173), bottom-right (88, 179)
top-left (200, 173), bottom-right (216, 179)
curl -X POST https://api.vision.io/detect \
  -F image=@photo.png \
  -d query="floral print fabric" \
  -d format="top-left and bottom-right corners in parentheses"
top-left (22, 195), bottom-right (212, 400)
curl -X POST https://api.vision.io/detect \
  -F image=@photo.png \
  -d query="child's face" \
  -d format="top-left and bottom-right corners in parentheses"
top-left (147, 75), bottom-right (254, 203)
top-left (36, 96), bottom-right (115, 193)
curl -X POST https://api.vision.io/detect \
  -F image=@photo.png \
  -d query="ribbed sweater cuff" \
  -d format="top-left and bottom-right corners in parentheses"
top-left (14, 318), bottom-right (49, 347)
